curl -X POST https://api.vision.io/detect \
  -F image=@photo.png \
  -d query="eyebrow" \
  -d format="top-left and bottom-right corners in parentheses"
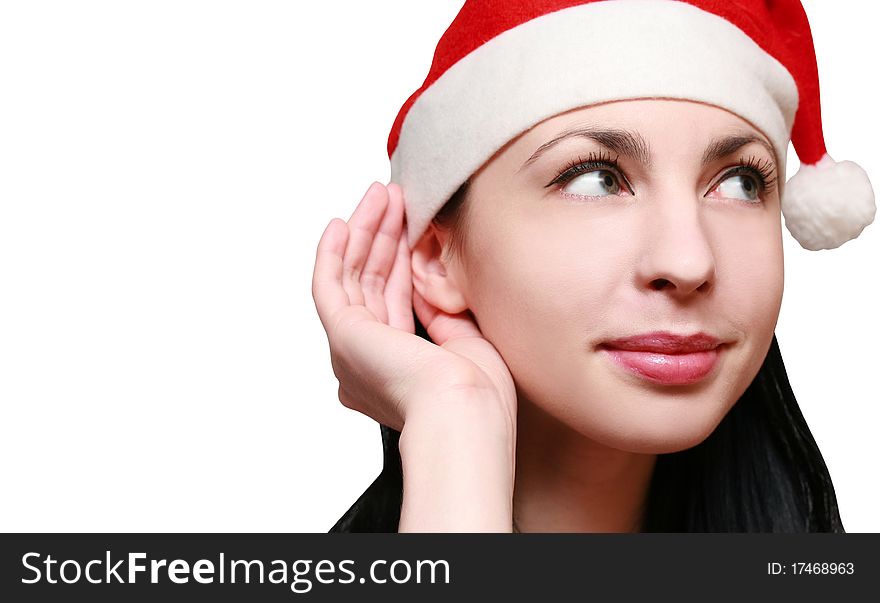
top-left (518, 126), bottom-right (776, 172)
top-left (700, 134), bottom-right (776, 168)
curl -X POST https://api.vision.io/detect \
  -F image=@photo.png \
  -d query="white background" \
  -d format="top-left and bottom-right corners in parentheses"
top-left (0, 1), bottom-right (876, 532)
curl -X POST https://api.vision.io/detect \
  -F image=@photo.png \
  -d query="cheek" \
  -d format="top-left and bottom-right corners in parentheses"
top-left (704, 221), bottom-right (783, 437)
top-left (464, 223), bottom-right (618, 408)
top-left (463, 217), bottom-right (593, 352)
top-left (468, 234), bottom-right (599, 342)
top-left (715, 223), bottom-right (785, 340)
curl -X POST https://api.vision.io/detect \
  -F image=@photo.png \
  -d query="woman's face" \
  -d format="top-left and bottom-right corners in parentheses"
top-left (434, 99), bottom-right (784, 454)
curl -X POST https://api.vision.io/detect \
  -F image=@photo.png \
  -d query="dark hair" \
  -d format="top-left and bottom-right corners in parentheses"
top-left (328, 182), bottom-right (845, 533)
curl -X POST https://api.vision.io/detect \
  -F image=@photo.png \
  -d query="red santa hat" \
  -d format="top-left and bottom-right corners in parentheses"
top-left (387, 0), bottom-right (875, 251)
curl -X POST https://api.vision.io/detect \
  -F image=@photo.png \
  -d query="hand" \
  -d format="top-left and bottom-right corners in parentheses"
top-left (311, 181), bottom-right (517, 434)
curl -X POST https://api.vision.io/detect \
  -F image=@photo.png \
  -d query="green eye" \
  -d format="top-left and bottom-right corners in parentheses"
top-left (716, 173), bottom-right (761, 202)
top-left (548, 152), bottom-right (631, 199)
top-left (563, 169), bottom-right (622, 197)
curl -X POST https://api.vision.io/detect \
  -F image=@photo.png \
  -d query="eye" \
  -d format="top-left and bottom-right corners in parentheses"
top-left (547, 151), bottom-right (632, 199)
top-left (563, 169), bottom-right (622, 197)
top-left (711, 173), bottom-right (761, 202)
top-left (706, 156), bottom-right (777, 203)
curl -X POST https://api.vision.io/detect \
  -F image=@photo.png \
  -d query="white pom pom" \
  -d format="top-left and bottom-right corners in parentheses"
top-left (782, 153), bottom-right (876, 250)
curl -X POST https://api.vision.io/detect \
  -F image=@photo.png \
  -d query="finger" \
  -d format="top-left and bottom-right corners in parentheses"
top-left (312, 218), bottom-right (352, 331)
top-left (360, 183), bottom-right (405, 323)
top-left (362, 182), bottom-right (404, 283)
top-left (412, 287), bottom-right (482, 346)
top-left (386, 211), bottom-right (414, 332)
top-left (342, 182), bottom-right (389, 307)
top-left (411, 287), bottom-right (440, 340)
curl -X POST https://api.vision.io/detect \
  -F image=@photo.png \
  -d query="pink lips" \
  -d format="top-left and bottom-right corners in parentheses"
top-left (599, 332), bottom-right (724, 385)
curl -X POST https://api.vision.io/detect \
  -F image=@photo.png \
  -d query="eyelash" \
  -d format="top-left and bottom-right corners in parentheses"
top-left (546, 151), bottom-right (779, 200)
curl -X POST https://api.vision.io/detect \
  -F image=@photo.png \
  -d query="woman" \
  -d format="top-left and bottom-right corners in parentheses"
top-left (312, 0), bottom-right (875, 532)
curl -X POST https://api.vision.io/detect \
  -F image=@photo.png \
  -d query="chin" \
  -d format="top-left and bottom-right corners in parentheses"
top-left (565, 388), bottom-right (738, 455)
top-left (602, 424), bottom-right (722, 455)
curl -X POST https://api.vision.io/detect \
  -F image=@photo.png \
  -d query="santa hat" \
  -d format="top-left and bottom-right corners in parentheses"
top-left (388, 0), bottom-right (875, 252)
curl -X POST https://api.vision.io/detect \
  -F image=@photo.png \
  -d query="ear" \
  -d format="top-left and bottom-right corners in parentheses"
top-left (410, 223), bottom-right (469, 315)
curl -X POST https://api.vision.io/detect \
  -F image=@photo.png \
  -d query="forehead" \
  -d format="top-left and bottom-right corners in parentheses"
top-left (519, 99), bottom-right (767, 149)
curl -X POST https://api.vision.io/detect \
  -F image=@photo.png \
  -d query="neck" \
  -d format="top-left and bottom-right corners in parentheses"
top-left (512, 396), bottom-right (657, 533)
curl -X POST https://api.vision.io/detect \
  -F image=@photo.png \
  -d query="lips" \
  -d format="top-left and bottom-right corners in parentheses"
top-left (598, 331), bottom-right (724, 385)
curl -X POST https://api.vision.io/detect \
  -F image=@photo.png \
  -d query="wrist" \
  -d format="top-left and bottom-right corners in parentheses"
top-left (400, 389), bottom-right (516, 462)
top-left (397, 390), bottom-right (517, 532)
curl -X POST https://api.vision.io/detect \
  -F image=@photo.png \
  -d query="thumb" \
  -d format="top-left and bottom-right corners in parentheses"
top-left (412, 288), bottom-right (483, 345)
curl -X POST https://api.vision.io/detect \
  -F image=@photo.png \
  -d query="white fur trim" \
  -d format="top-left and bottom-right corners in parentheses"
top-left (391, 0), bottom-right (799, 248)
top-left (782, 153), bottom-right (876, 250)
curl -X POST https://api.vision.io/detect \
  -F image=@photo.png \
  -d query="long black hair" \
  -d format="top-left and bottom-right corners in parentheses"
top-left (328, 182), bottom-right (845, 533)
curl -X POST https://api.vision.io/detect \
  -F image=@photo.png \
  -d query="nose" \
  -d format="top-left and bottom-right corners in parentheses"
top-left (635, 197), bottom-right (716, 298)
